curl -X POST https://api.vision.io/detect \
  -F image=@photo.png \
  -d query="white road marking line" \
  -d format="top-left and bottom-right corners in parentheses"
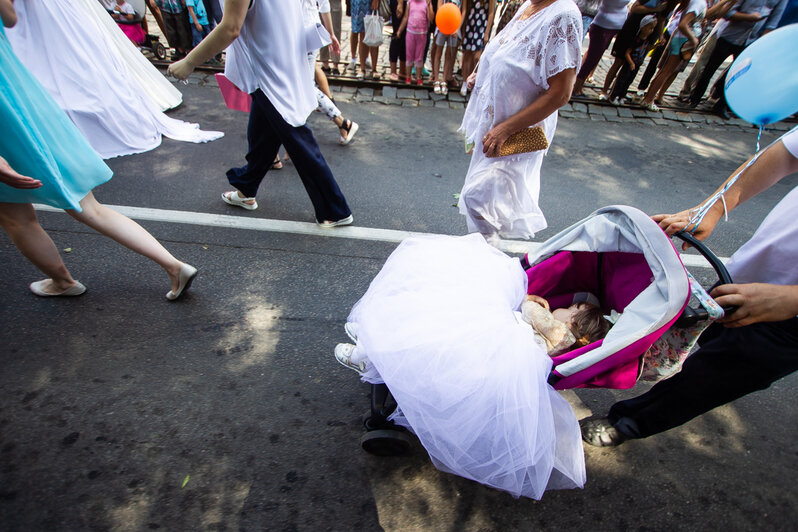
top-left (33, 204), bottom-right (728, 268)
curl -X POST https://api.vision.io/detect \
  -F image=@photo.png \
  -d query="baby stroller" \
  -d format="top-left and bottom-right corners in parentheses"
top-left (360, 205), bottom-right (732, 455)
top-left (114, 0), bottom-right (167, 59)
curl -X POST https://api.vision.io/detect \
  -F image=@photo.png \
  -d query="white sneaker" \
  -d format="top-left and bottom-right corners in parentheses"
top-left (349, 58), bottom-right (357, 72)
top-left (460, 84), bottom-right (468, 97)
top-left (598, 93), bottom-right (608, 101)
top-left (610, 98), bottom-right (620, 106)
top-left (334, 343), bottom-right (366, 373)
top-left (636, 89), bottom-right (645, 97)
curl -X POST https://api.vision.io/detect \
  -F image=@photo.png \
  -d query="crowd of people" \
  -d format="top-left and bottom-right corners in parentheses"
top-left (2, 0), bottom-right (798, 503)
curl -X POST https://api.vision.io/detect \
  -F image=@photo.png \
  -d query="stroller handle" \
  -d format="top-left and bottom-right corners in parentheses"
top-left (673, 230), bottom-right (737, 324)
top-left (673, 231), bottom-right (733, 285)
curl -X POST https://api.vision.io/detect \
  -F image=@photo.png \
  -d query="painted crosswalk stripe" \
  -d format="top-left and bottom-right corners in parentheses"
top-left (33, 204), bottom-right (727, 269)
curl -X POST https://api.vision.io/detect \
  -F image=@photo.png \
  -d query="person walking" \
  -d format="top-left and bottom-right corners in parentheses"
top-left (458, 0), bottom-right (582, 245)
top-left (0, 0), bottom-right (196, 300)
top-left (168, 0), bottom-right (353, 227)
top-left (582, 127), bottom-right (798, 447)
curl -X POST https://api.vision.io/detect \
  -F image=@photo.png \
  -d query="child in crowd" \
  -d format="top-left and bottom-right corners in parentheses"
top-left (397, 0), bottom-right (433, 85)
top-left (185, 0), bottom-right (211, 48)
top-left (608, 15), bottom-right (658, 104)
top-left (112, 0), bottom-right (146, 45)
top-left (389, 0), bottom-right (407, 81)
top-left (156, 0), bottom-right (193, 60)
top-left (459, 0), bottom-right (495, 97)
top-left (521, 294), bottom-right (611, 356)
top-left (111, 0), bottom-right (135, 20)
top-left (431, 0), bottom-right (465, 95)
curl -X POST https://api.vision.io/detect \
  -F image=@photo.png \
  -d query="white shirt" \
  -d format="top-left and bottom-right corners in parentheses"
top-left (668, 0), bottom-right (707, 39)
top-left (725, 128), bottom-right (798, 286)
top-left (224, 0), bottom-right (316, 126)
top-left (592, 0), bottom-right (631, 31)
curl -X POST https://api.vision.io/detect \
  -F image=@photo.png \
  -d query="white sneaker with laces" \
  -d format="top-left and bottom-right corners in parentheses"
top-left (335, 343), bottom-right (366, 373)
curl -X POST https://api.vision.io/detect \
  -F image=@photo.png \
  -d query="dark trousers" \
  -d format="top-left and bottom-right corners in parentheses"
top-left (609, 319), bottom-right (798, 438)
top-left (689, 37), bottom-right (745, 107)
top-left (226, 90), bottom-right (351, 223)
top-left (637, 31), bottom-right (669, 91)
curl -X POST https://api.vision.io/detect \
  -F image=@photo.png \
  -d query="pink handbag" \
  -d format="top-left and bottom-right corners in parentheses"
top-left (215, 73), bottom-right (251, 113)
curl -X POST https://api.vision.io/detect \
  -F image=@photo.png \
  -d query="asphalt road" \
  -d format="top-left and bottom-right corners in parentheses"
top-left (1, 83), bottom-right (796, 531)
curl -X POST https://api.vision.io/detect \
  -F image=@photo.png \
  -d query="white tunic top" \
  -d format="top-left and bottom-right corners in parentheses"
top-left (460, 0), bottom-right (582, 147)
top-left (726, 128), bottom-right (798, 286)
top-left (224, 0), bottom-right (316, 126)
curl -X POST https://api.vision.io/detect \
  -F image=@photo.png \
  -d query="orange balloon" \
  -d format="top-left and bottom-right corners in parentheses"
top-left (436, 3), bottom-right (461, 36)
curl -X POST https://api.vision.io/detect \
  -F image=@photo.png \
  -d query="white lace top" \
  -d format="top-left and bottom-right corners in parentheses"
top-left (460, 0), bottom-right (582, 149)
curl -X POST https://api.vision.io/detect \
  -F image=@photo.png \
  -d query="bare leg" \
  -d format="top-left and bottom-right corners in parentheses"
top-left (642, 55), bottom-right (679, 105)
top-left (358, 38), bottom-right (368, 73)
top-left (369, 45), bottom-right (379, 77)
top-left (314, 64), bottom-right (333, 100)
top-left (67, 192), bottom-right (185, 293)
top-left (443, 45), bottom-right (456, 86)
top-left (601, 58), bottom-right (623, 96)
top-left (0, 202), bottom-right (77, 292)
top-left (431, 42), bottom-right (443, 83)
top-left (350, 31), bottom-right (360, 67)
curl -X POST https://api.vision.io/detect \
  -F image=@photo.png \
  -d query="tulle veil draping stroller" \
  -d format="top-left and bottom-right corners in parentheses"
top-left (358, 205), bottom-right (731, 455)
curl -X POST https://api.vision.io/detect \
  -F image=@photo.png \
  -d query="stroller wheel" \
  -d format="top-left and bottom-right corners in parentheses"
top-left (154, 42), bottom-right (167, 60)
top-left (360, 429), bottom-right (412, 456)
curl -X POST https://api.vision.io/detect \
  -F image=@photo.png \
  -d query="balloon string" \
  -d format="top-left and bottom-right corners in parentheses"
top-left (688, 124), bottom-right (798, 234)
top-left (756, 125), bottom-right (764, 152)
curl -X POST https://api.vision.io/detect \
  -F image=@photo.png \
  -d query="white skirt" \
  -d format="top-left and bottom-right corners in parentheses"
top-left (7, 0), bottom-right (223, 159)
top-left (458, 146), bottom-right (547, 240)
top-left (348, 234), bottom-right (585, 499)
top-left (77, 0), bottom-right (183, 112)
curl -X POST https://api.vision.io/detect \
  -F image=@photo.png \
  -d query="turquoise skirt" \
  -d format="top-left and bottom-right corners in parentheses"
top-left (0, 26), bottom-right (111, 211)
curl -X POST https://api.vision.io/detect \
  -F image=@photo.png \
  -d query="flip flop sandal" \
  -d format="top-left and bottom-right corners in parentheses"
top-left (271, 159), bottom-right (283, 170)
top-left (339, 119), bottom-right (359, 145)
top-left (221, 191), bottom-right (258, 210)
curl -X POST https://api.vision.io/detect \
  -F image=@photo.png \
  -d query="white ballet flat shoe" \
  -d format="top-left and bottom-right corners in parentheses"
top-left (29, 280), bottom-right (86, 297)
top-left (166, 263), bottom-right (198, 301)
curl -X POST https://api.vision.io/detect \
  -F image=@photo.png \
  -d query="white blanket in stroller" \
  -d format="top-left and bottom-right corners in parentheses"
top-left (349, 234), bottom-right (585, 499)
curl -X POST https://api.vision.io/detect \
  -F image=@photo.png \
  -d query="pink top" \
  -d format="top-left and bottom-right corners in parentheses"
top-left (407, 0), bottom-right (429, 34)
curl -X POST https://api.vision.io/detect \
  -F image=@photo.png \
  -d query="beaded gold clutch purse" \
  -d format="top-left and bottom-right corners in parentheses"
top-left (489, 126), bottom-right (549, 158)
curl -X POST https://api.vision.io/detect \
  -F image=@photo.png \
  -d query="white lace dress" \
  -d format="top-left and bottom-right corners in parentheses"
top-left (347, 234), bottom-right (586, 499)
top-left (459, 0), bottom-right (582, 239)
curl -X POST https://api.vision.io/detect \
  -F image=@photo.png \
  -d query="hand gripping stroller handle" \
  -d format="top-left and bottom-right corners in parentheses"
top-left (673, 230), bottom-right (737, 320)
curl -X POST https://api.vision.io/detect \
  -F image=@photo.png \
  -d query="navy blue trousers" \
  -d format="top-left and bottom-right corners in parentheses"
top-left (226, 90), bottom-right (351, 223)
top-left (609, 318), bottom-right (798, 438)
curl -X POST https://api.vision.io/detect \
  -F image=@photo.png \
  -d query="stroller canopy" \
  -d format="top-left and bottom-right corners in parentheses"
top-left (526, 206), bottom-right (690, 388)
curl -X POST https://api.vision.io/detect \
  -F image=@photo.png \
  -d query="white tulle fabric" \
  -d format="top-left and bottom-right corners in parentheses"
top-left (76, 0), bottom-right (183, 112)
top-left (348, 234), bottom-right (585, 499)
top-left (7, 0), bottom-right (222, 159)
top-left (459, 0), bottom-right (582, 239)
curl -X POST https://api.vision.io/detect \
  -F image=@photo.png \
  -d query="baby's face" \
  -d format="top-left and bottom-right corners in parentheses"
top-left (552, 303), bottom-right (582, 327)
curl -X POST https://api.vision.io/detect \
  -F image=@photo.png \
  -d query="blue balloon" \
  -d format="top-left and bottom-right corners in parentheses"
top-left (725, 24), bottom-right (798, 126)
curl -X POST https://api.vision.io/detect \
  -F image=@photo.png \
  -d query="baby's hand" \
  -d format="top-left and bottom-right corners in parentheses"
top-left (526, 294), bottom-right (550, 310)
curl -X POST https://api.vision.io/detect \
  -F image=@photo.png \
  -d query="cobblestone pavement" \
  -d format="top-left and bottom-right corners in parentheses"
top-left (148, 11), bottom-right (796, 131)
